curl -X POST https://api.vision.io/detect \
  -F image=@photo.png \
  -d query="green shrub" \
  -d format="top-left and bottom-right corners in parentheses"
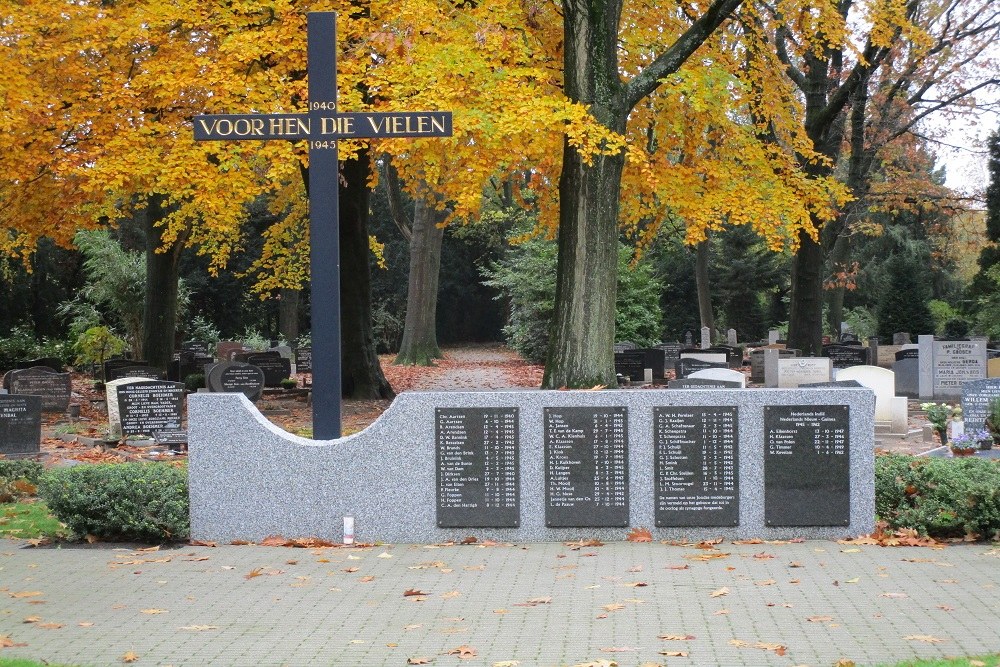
top-left (875, 454), bottom-right (1000, 540)
top-left (280, 377), bottom-right (298, 389)
top-left (184, 372), bottom-right (205, 392)
top-left (0, 325), bottom-right (70, 370)
top-left (38, 463), bottom-right (189, 542)
top-left (0, 460), bottom-right (44, 485)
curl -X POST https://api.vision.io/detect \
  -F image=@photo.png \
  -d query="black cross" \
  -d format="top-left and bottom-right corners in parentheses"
top-left (194, 12), bottom-right (453, 439)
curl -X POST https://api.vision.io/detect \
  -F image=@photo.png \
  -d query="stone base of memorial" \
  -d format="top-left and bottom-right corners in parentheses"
top-left (189, 388), bottom-right (876, 544)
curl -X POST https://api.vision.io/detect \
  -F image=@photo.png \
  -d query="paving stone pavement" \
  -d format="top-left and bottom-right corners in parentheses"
top-left (2, 537), bottom-right (1000, 666)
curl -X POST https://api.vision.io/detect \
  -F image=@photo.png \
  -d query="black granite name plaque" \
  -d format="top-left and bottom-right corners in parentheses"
top-left (764, 405), bottom-right (850, 526)
top-left (0, 395), bottom-right (42, 456)
top-left (294, 347), bottom-right (313, 373)
top-left (544, 407), bottom-right (629, 527)
top-left (435, 408), bottom-right (519, 528)
top-left (654, 406), bottom-right (739, 527)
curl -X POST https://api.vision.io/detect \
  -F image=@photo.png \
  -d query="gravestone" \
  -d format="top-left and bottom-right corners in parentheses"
top-left (700, 327), bottom-right (712, 349)
top-left (0, 395), bottom-right (42, 457)
top-left (181, 340), bottom-right (212, 355)
top-left (679, 350), bottom-right (727, 365)
top-left (245, 353), bottom-right (292, 387)
top-left (654, 406), bottom-right (738, 527)
top-left (188, 387), bottom-right (876, 543)
top-left (893, 332), bottom-right (911, 345)
top-left (893, 356), bottom-right (920, 398)
top-left (768, 330), bottom-right (780, 345)
top-left (687, 367), bottom-right (747, 388)
top-left (614, 350), bottom-right (646, 381)
top-left (105, 378), bottom-right (148, 439)
top-left (613, 341), bottom-right (637, 353)
top-left (674, 358), bottom-right (727, 379)
top-left (107, 365), bottom-right (166, 382)
top-left (544, 407), bottom-right (628, 527)
top-left (154, 429), bottom-right (189, 451)
top-left (895, 348), bottom-right (920, 360)
top-left (705, 345), bottom-right (743, 369)
top-left (436, 408), bottom-right (519, 527)
top-left (170, 352), bottom-right (214, 383)
top-left (15, 358), bottom-right (64, 373)
top-left (8, 367), bottom-right (72, 412)
top-left (764, 405), bottom-right (849, 526)
top-left (206, 362), bottom-right (265, 402)
top-left (684, 331), bottom-right (694, 346)
top-left (961, 379), bottom-right (1000, 433)
top-left (921, 338), bottom-right (988, 399)
top-left (294, 347), bottom-right (313, 373)
top-left (104, 359), bottom-right (148, 382)
top-left (823, 344), bottom-right (868, 369)
top-left (750, 347), bottom-right (797, 383)
top-left (839, 333), bottom-right (859, 343)
top-left (117, 381), bottom-right (185, 437)
top-left (726, 329), bottom-right (738, 347)
top-left (836, 366), bottom-right (907, 434)
top-left (216, 341), bottom-right (245, 362)
top-left (777, 358), bottom-right (831, 388)
top-left (654, 342), bottom-right (683, 360)
top-left (667, 377), bottom-right (741, 389)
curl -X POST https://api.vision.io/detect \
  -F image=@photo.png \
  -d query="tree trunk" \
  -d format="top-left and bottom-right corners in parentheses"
top-left (141, 194), bottom-right (186, 372)
top-left (278, 288), bottom-right (299, 344)
top-left (394, 197), bottom-right (447, 366)
top-left (339, 148), bottom-right (395, 399)
top-left (786, 226), bottom-right (825, 356)
top-left (824, 231), bottom-right (851, 335)
top-left (695, 239), bottom-right (715, 333)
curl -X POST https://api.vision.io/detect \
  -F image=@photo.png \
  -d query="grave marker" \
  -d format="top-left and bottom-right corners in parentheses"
top-left (294, 347), bottom-right (313, 373)
top-left (8, 367), bottom-right (72, 412)
top-left (194, 12), bottom-right (452, 438)
top-left (0, 395), bottom-right (41, 456)
top-left (776, 358), bottom-right (831, 388)
top-left (667, 377), bottom-right (741, 389)
top-left (961, 379), bottom-right (1000, 433)
top-left (206, 362), bottom-right (265, 402)
top-left (117, 381), bottom-right (185, 437)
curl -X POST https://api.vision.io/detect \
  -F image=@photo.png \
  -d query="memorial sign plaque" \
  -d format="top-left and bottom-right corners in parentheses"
top-left (8, 367), bottom-right (72, 412)
top-left (117, 381), bottom-right (185, 437)
top-left (181, 340), bottom-right (211, 355)
top-left (764, 405), bottom-right (850, 526)
top-left (0, 395), bottom-right (41, 456)
top-left (655, 342), bottom-right (683, 360)
top-left (667, 377), bottom-right (741, 389)
top-left (544, 407), bottom-right (628, 527)
top-left (435, 408), bottom-right (519, 528)
top-left (654, 407), bottom-right (739, 527)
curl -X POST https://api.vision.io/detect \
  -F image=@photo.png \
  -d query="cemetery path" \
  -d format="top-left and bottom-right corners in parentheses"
top-left (2, 537), bottom-right (999, 666)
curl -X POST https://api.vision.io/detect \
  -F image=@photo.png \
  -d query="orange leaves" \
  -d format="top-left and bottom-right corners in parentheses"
top-left (626, 527), bottom-right (652, 543)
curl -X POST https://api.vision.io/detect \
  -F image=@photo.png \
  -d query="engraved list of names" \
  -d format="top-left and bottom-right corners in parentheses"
top-left (544, 407), bottom-right (629, 527)
top-left (654, 406), bottom-right (739, 527)
top-left (436, 408), bottom-right (519, 528)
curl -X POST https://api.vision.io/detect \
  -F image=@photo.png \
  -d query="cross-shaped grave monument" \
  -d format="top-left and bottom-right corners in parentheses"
top-left (194, 12), bottom-right (453, 438)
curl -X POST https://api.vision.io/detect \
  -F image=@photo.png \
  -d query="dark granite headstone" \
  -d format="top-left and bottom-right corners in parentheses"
top-left (8, 367), bottom-right (72, 412)
top-left (216, 341), bottom-right (245, 362)
top-left (961, 379), bottom-right (1000, 433)
top-left (893, 332), bottom-right (911, 345)
top-left (613, 341), bottom-right (637, 353)
top-left (104, 358), bottom-right (148, 381)
top-left (294, 347), bottom-right (312, 373)
top-left (894, 357), bottom-right (920, 398)
top-left (544, 407), bottom-right (628, 527)
top-left (674, 358), bottom-right (727, 379)
top-left (895, 348), bottom-right (920, 361)
top-left (822, 344), bottom-right (869, 369)
top-left (245, 353), bottom-right (292, 387)
top-left (435, 408), bottom-right (519, 528)
top-left (654, 406), bottom-right (738, 527)
top-left (107, 365), bottom-right (166, 382)
top-left (654, 342), bottom-right (683, 360)
top-left (181, 340), bottom-right (211, 355)
top-left (614, 350), bottom-right (646, 381)
top-left (800, 380), bottom-right (865, 388)
top-left (206, 362), bottom-right (265, 402)
top-left (764, 405), bottom-right (850, 526)
top-left (116, 381), bottom-right (185, 437)
top-left (839, 333), bottom-right (860, 343)
top-left (0, 395), bottom-right (42, 456)
top-left (988, 349), bottom-right (1000, 360)
top-left (169, 352), bottom-right (214, 383)
top-left (667, 377), bottom-right (741, 389)
top-left (15, 358), bottom-right (64, 373)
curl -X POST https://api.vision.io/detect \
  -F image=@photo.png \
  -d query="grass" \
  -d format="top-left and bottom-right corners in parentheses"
top-left (0, 659), bottom-right (82, 667)
top-left (0, 501), bottom-right (69, 540)
top-left (876, 656), bottom-right (1000, 666)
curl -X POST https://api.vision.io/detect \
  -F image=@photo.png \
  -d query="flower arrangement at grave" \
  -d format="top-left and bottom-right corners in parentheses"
top-left (948, 430), bottom-right (988, 456)
top-left (985, 398), bottom-right (1000, 447)
top-left (920, 403), bottom-right (960, 445)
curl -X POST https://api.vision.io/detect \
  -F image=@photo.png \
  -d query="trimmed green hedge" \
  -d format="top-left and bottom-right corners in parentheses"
top-left (38, 463), bottom-right (189, 542)
top-left (876, 453), bottom-right (1000, 540)
top-left (0, 460), bottom-right (44, 485)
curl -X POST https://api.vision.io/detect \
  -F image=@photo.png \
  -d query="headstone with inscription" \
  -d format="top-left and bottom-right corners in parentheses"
top-left (823, 344), bottom-right (869, 369)
top-left (614, 350), bottom-right (645, 381)
top-left (8, 367), bottom-right (72, 412)
top-left (104, 359), bottom-right (148, 382)
top-left (923, 338), bottom-right (988, 399)
top-left (294, 347), bottom-right (313, 373)
top-left (181, 340), bottom-right (212, 355)
top-left (105, 378), bottom-right (148, 439)
top-left (700, 327), bottom-right (712, 349)
top-left (654, 342), bottom-right (683, 361)
top-left (687, 367), bottom-right (747, 388)
top-left (245, 353), bottom-right (292, 387)
top-left (961, 379), bottom-right (1000, 433)
top-left (750, 347), bottom-right (797, 383)
top-left (777, 358), bottom-right (831, 388)
top-left (544, 407), bottom-right (628, 527)
top-left (654, 406), bottom-right (738, 527)
top-left (206, 362), bottom-right (266, 402)
top-left (436, 408), bottom-right (519, 527)
top-left (107, 365), bottom-right (166, 382)
top-left (15, 358), bottom-right (64, 373)
top-left (0, 395), bottom-right (42, 456)
top-left (764, 405), bottom-right (849, 526)
top-left (727, 329), bottom-right (738, 347)
top-left (117, 381), bottom-right (185, 438)
top-left (674, 358), bottom-right (727, 379)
